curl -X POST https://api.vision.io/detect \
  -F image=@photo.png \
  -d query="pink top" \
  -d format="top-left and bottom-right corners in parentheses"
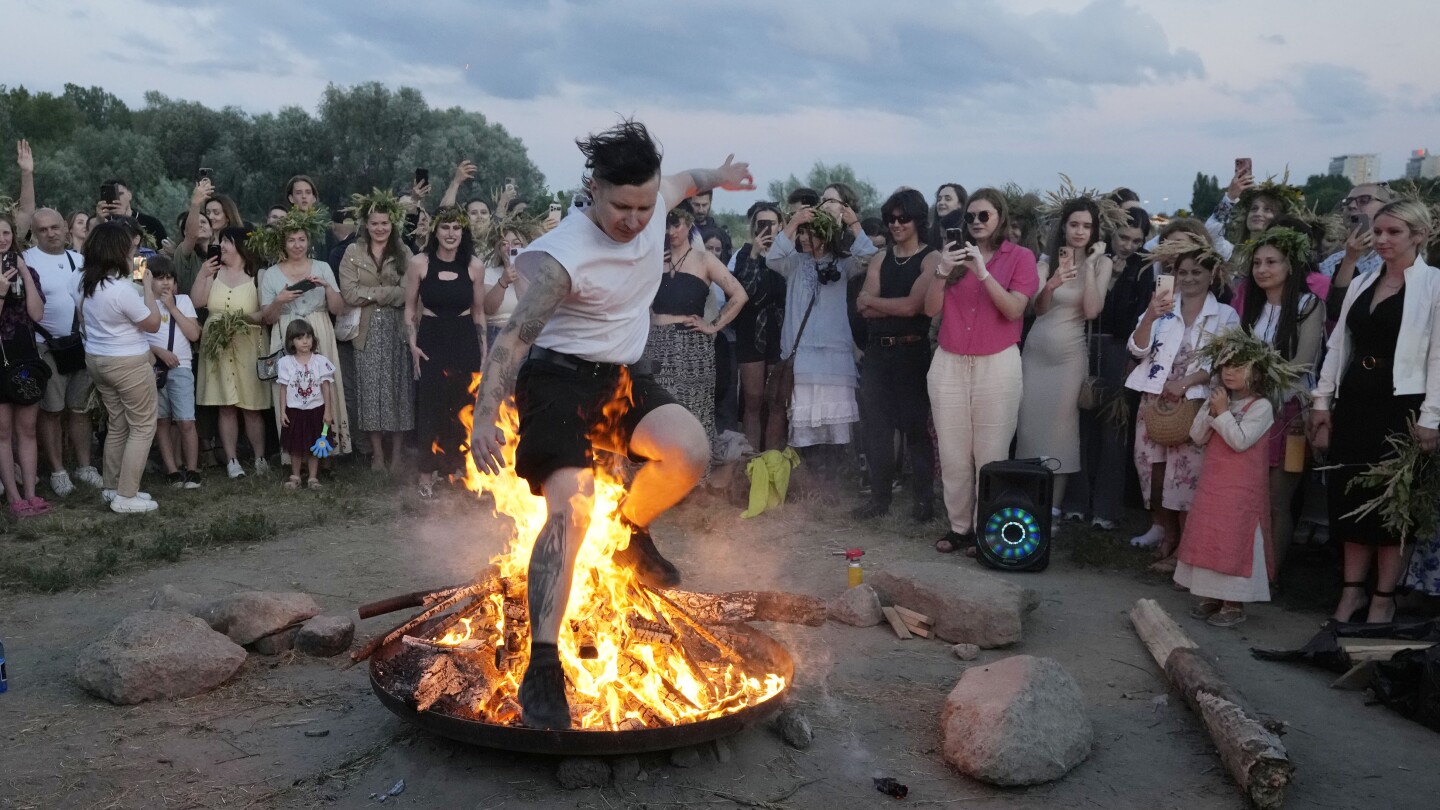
top-left (937, 241), bottom-right (1040, 356)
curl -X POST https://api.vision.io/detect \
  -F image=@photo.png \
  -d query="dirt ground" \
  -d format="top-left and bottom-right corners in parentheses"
top-left (3, 478), bottom-right (1439, 810)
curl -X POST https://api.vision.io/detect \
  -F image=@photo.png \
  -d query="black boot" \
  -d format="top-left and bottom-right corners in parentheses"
top-left (612, 517), bottom-right (682, 587)
top-left (911, 498), bottom-right (935, 523)
top-left (518, 642), bottom-right (571, 729)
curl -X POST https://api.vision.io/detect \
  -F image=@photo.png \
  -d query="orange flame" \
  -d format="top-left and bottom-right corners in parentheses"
top-left (447, 373), bottom-right (785, 729)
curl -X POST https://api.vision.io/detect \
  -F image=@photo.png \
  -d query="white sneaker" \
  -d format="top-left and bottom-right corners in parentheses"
top-left (1092, 517), bottom-right (1118, 531)
top-left (227, 459), bottom-right (246, 479)
top-left (102, 489), bottom-right (153, 504)
top-left (74, 466), bottom-right (104, 488)
top-left (254, 458), bottom-right (270, 476)
top-left (1130, 524), bottom-right (1165, 548)
top-left (50, 470), bottom-right (75, 497)
top-left (110, 494), bottom-right (159, 513)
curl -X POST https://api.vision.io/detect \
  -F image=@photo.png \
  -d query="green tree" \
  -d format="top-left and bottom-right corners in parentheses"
top-left (61, 84), bottom-right (132, 131)
top-left (1301, 173), bottom-right (1356, 214)
top-left (1190, 172), bottom-right (1222, 220)
top-left (765, 161), bottom-right (881, 215)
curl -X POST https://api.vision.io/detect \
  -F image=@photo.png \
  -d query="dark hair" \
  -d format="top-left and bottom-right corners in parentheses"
top-left (267, 205), bottom-right (288, 217)
top-left (690, 189), bottom-right (713, 201)
top-left (860, 217), bottom-right (885, 239)
top-left (359, 212), bottom-right (412, 274)
top-left (698, 223), bottom-right (732, 264)
top-left (935, 183), bottom-right (967, 210)
top-left (746, 201), bottom-right (783, 232)
top-left (425, 216), bottom-right (475, 261)
top-left (1124, 207), bottom-right (1152, 239)
top-left (80, 221), bottom-right (133, 298)
top-left (285, 175), bottom-right (318, 200)
top-left (1107, 187), bottom-right (1140, 206)
top-left (284, 318), bottom-right (319, 355)
top-left (823, 183), bottom-right (860, 213)
top-left (465, 197), bottom-right (491, 212)
top-left (218, 226), bottom-right (260, 276)
top-left (788, 187), bottom-right (820, 208)
top-left (1046, 198), bottom-right (1102, 265)
top-left (103, 178), bottom-right (129, 192)
top-left (204, 194), bottom-right (244, 229)
top-left (964, 188), bottom-right (1011, 251)
top-left (881, 188), bottom-right (929, 240)
top-left (146, 253), bottom-right (176, 279)
top-left (577, 119), bottom-right (662, 187)
top-left (1240, 245), bottom-right (1311, 362)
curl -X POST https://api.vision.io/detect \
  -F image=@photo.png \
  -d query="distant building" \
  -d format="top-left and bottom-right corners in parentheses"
top-left (1328, 154), bottom-right (1381, 185)
top-left (1406, 149), bottom-right (1440, 179)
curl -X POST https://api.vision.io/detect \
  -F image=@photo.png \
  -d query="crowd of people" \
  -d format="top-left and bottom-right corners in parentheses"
top-left (3, 133), bottom-right (1439, 632)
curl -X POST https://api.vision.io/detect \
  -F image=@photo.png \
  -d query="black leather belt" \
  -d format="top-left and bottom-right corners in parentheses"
top-left (527, 346), bottom-right (624, 377)
top-left (870, 335), bottom-right (927, 348)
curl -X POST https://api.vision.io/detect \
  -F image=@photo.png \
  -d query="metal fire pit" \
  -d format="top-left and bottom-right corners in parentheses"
top-left (369, 619), bottom-right (795, 756)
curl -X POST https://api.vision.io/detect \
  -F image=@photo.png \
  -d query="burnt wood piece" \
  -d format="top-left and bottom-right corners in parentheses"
top-left (656, 589), bottom-right (827, 626)
top-left (1130, 599), bottom-right (1292, 810)
top-left (351, 583), bottom-right (491, 663)
top-left (645, 589), bottom-right (747, 666)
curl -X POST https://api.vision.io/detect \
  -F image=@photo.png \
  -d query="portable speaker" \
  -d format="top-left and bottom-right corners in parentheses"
top-left (976, 458), bottom-right (1054, 572)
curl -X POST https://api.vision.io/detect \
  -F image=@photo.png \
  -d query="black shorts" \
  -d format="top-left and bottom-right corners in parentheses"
top-left (733, 308), bottom-right (782, 365)
top-left (513, 353), bottom-right (678, 495)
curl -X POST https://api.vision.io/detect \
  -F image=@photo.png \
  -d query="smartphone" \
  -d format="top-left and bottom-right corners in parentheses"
top-left (1352, 212), bottom-right (1371, 233)
top-left (100, 182), bottom-right (118, 204)
top-left (508, 246), bottom-right (521, 260)
top-left (414, 167), bottom-right (429, 186)
top-left (1155, 274), bottom-right (1175, 298)
top-left (199, 167), bottom-right (214, 183)
top-left (1235, 157), bottom-right (1252, 177)
top-left (944, 227), bottom-right (966, 249)
top-left (549, 202), bottom-right (561, 213)
top-left (206, 244), bottom-right (223, 264)
top-left (131, 256), bottom-right (147, 282)
top-left (286, 279), bottom-right (319, 294)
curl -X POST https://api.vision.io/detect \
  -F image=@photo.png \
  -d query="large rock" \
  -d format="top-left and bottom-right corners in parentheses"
top-left (296, 615), bottom-right (355, 657)
top-left (199, 591), bottom-right (323, 645)
top-left (249, 625), bottom-right (300, 655)
top-left (827, 584), bottom-right (884, 627)
top-left (74, 611), bottom-right (247, 704)
top-left (870, 561), bottom-right (1038, 648)
top-left (941, 655), bottom-right (1092, 786)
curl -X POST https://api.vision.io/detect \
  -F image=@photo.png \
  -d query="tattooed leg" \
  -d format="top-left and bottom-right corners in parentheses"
top-left (527, 467), bottom-right (594, 644)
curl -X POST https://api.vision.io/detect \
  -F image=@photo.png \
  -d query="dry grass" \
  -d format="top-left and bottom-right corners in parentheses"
top-left (0, 465), bottom-right (413, 593)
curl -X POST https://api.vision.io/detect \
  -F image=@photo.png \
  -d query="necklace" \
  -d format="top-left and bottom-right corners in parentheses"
top-left (666, 247), bottom-right (692, 275)
top-left (892, 246), bottom-right (919, 266)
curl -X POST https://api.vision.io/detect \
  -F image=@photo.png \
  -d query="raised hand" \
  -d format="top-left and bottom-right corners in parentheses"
top-left (16, 140), bottom-right (33, 173)
top-left (715, 155), bottom-right (755, 191)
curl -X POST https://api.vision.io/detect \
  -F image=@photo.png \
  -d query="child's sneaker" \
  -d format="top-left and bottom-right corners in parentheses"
top-left (49, 470), bottom-right (75, 497)
top-left (74, 466), bottom-right (104, 488)
top-left (183, 469), bottom-right (202, 489)
top-left (167, 471), bottom-right (185, 488)
top-left (226, 459), bottom-right (246, 479)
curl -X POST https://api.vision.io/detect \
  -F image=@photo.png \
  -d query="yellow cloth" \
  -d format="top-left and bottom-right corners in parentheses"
top-left (741, 448), bottom-right (801, 518)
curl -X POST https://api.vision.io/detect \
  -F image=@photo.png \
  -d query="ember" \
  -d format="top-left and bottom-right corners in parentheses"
top-left (362, 397), bottom-right (802, 738)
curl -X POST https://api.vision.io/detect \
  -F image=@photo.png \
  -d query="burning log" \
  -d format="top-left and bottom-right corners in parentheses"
top-left (1129, 599), bottom-right (1292, 809)
top-left (627, 614), bottom-right (675, 645)
top-left (352, 582), bottom-right (495, 663)
top-left (656, 589), bottom-right (827, 626)
top-left (355, 566), bottom-right (499, 619)
top-left (646, 589), bottom-right (747, 667)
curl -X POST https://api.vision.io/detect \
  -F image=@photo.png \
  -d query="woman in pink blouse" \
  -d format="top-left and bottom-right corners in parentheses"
top-left (924, 188), bottom-right (1040, 553)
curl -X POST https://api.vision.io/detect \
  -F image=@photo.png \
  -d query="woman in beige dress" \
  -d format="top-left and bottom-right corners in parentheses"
top-left (194, 227), bottom-right (270, 478)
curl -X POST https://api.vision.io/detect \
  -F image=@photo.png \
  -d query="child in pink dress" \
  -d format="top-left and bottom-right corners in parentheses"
top-left (1175, 339), bottom-right (1282, 628)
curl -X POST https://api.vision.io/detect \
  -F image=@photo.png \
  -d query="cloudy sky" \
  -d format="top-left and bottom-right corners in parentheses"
top-left (9, 0), bottom-right (1438, 213)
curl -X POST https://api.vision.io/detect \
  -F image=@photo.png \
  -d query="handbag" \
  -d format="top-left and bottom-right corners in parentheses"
top-left (1140, 396), bottom-right (1202, 447)
top-left (34, 252), bottom-right (86, 375)
top-left (1077, 320), bottom-right (1102, 411)
top-left (0, 333), bottom-right (53, 407)
top-left (764, 286), bottom-right (819, 412)
top-left (257, 348), bottom-right (282, 381)
top-left (154, 311), bottom-right (177, 389)
top-left (334, 306), bottom-right (361, 342)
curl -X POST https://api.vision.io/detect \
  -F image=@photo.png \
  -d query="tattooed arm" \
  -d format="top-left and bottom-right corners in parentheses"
top-left (659, 155), bottom-right (756, 211)
top-left (470, 253), bottom-right (572, 474)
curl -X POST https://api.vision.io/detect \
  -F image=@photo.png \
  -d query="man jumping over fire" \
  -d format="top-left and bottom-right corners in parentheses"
top-left (469, 120), bottom-right (754, 730)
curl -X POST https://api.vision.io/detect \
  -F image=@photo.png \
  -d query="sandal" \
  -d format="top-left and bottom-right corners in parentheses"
top-left (1367, 590), bottom-right (1397, 625)
top-left (283, 475), bottom-right (301, 490)
top-left (936, 530), bottom-right (969, 554)
top-left (8, 499), bottom-right (37, 518)
top-left (1189, 599), bottom-right (1222, 619)
top-left (25, 496), bottom-right (51, 516)
top-left (1207, 605), bottom-right (1246, 627)
top-left (1323, 582), bottom-right (1369, 628)
top-left (307, 478), bottom-right (322, 490)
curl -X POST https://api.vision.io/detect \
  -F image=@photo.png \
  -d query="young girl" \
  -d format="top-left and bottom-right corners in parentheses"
top-left (1174, 329), bottom-right (1298, 628)
top-left (275, 319), bottom-right (335, 490)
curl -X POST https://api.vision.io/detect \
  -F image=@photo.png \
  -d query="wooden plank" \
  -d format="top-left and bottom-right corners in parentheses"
top-left (1330, 661), bottom-right (1376, 690)
top-left (902, 619), bottom-right (931, 638)
top-left (893, 606), bottom-right (933, 626)
top-left (1345, 647), bottom-right (1431, 663)
top-left (1128, 598), bottom-right (1199, 669)
top-left (880, 607), bottom-right (913, 639)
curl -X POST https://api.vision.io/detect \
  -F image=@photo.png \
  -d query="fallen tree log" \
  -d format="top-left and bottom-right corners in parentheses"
top-left (1129, 599), bottom-right (1293, 810)
top-left (656, 588), bottom-right (827, 626)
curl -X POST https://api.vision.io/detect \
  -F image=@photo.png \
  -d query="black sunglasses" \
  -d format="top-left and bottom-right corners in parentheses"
top-left (964, 211), bottom-right (992, 224)
top-left (883, 213), bottom-right (913, 225)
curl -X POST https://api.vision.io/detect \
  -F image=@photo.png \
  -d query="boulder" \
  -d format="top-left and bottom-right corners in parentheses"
top-left (199, 591), bottom-right (322, 645)
top-left (951, 643), bottom-right (981, 661)
top-left (941, 655), bottom-right (1092, 786)
top-left (870, 561), bottom-right (1038, 648)
top-left (774, 707), bottom-right (813, 749)
top-left (556, 757), bottom-right (611, 789)
top-left (249, 625), bottom-right (300, 655)
top-left (827, 584), bottom-right (884, 627)
top-left (74, 611), bottom-right (247, 704)
top-left (296, 615), bottom-right (355, 657)
top-left (149, 584), bottom-right (206, 615)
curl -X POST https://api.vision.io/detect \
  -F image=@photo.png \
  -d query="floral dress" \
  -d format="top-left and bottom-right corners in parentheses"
top-left (1134, 341), bottom-right (1206, 512)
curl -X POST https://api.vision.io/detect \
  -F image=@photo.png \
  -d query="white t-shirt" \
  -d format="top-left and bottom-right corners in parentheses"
top-left (482, 264), bottom-right (519, 328)
top-left (82, 279), bottom-right (153, 357)
top-left (21, 247), bottom-right (83, 340)
top-left (276, 354), bottom-right (336, 410)
top-left (145, 294), bottom-right (197, 365)
top-left (516, 194), bottom-right (666, 365)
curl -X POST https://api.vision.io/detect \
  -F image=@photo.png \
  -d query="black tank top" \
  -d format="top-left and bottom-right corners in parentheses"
top-left (418, 253), bottom-right (472, 318)
top-left (651, 271), bottom-right (708, 317)
top-left (869, 245), bottom-right (933, 337)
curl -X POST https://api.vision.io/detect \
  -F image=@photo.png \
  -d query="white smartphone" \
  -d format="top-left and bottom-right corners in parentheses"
top-left (1155, 274), bottom-right (1175, 298)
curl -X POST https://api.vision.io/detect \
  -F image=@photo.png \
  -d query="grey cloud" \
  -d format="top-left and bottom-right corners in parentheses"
top-left (1291, 63), bottom-right (1382, 124)
top-left (1259, 33), bottom-right (1286, 45)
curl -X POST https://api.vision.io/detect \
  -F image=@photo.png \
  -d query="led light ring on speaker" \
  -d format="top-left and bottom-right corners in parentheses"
top-left (982, 505), bottom-right (1042, 565)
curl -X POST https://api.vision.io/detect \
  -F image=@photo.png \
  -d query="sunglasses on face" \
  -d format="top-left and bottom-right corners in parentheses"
top-left (1341, 194), bottom-right (1379, 208)
top-left (964, 211), bottom-right (992, 224)
top-left (883, 213), bottom-right (913, 225)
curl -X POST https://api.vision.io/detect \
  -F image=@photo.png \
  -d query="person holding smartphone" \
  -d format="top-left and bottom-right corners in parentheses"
top-left (728, 202), bottom-right (788, 452)
top-left (482, 220), bottom-right (540, 348)
top-left (95, 178), bottom-right (167, 244)
top-left (171, 179), bottom-right (217, 296)
top-left (0, 209), bottom-right (51, 516)
top-left (1321, 183), bottom-right (1392, 315)
top-left (259, 215), bottom-right (351, 462)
